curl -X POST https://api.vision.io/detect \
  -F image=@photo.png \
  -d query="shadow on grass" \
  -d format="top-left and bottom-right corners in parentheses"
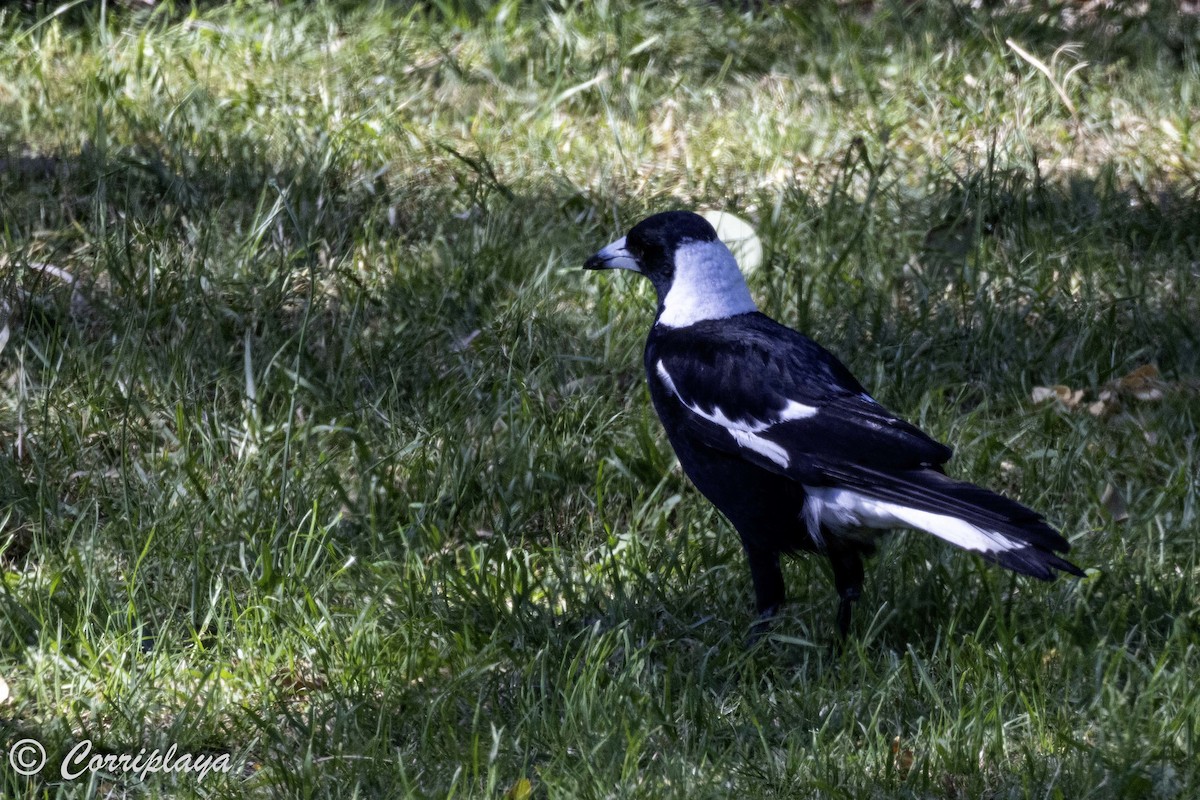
top-left (1, 119), bottom-right (1197, 680)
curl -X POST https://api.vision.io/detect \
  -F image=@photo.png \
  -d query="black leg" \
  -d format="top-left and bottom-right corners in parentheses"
top-left (828, 542), bottom-right (865, 640)
top-left (746, 547), bottom-right (785, 615)
top-left (835, 588), bottom-right (861, 639)
top-left (745, 547), bottom-right (785, 645)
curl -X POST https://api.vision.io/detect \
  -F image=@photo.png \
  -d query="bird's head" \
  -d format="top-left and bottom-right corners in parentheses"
top-left (584, 210), bottom-right (757, 328)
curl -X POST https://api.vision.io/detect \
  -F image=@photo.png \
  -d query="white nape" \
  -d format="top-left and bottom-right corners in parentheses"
top-left (701, 210), bottom-right (763, 273)
top-left (802, 486), bottom-right (1026, 554)
top-left (658, 240), bottom-right (758, 328)
top-left (655, 360), bottom-right (817, 468)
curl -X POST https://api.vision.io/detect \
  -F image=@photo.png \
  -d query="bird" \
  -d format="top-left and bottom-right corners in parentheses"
top-left (583, 210), bottom-right (1083, 639)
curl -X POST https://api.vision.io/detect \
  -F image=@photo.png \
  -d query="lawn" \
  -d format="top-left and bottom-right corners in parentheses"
top-left (0, 1), bottom-right (1197, 797)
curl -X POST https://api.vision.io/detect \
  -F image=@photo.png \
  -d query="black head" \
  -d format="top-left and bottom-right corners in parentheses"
top-left (583, 211), bottom-right (719, 293)
top-left (623, 211), bottom-right (720, 273)
top-left (584, 210), bottom-right (758, 326)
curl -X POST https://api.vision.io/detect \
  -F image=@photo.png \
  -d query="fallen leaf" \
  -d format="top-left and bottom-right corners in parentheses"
top-left (1032, 385), bottom-right (1084, 408)
top-left (1119, 364), bottom-right (1164, 401)
top-left (892, 736), bottom-right (914, 780)
top-left (1054, 384), bottom-right (1085, 409)
top-left (1121, 363), bottom-right (1159, 381)
top-left (1094, 387), bottom-right (1121, 415)
top-left (1031, 386), bottom-right (1057, 404)
top-left (505, 778), bottom-right (533, 800)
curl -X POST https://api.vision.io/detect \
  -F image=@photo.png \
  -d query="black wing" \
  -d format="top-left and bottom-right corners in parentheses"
top-left (646, 313), bottom-right (952, 481)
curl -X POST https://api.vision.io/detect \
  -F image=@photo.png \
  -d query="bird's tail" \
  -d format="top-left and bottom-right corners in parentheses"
top-left (812, 466), bottom-right (1083, 579)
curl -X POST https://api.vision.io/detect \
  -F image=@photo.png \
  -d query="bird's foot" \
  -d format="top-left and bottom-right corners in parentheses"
top-left (747, 604), bottom-right (781, 647)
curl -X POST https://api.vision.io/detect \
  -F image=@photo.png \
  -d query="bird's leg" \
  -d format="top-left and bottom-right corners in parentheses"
top-left (835, 587), bottom-right (861, 639)
top-left (745, 547), bottom-right (785, 644)
top-left (828, 542), bottom-right (865, 641)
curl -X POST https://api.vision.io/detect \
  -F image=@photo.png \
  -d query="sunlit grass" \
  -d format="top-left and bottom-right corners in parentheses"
top-left (0, 1), bottom-right (1197, 797)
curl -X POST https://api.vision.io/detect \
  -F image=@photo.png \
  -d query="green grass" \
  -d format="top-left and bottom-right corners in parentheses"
top-left (0, 0), bottom-right (1197, 797)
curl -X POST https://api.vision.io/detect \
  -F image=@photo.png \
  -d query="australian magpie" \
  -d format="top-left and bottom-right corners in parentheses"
top-left (584, 210), bottom-right (1082, 638)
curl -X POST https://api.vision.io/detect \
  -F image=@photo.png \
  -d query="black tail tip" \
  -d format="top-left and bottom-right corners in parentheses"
top-left (995, 548), bottom-right (1086, 580)
top-left (1058, 558), bottom-right (1087, 579)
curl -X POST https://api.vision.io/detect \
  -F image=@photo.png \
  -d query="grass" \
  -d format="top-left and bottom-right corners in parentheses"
top-left (0, 0), bottom-right (1197, 797)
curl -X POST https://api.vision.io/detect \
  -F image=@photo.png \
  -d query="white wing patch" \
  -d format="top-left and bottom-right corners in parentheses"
top-left (780, 399), bottom-right (820, 420)
top-left (655, 360), bottom-right (818, 468)
top-left (727, 430), bottom-right (791, 468)
top-left (803, 486), bottom-right (1027, 554)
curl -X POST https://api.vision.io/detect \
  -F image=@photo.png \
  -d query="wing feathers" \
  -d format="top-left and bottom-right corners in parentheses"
top-left (656, 359), bottom-right (817, 469)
